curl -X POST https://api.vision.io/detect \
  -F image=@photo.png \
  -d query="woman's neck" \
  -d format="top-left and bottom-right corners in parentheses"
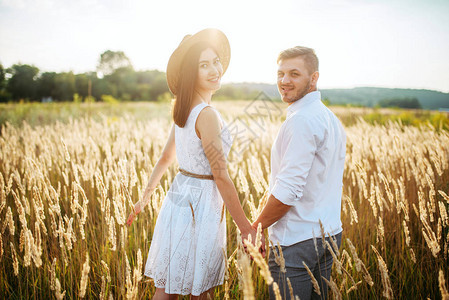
top-left (193, 90), bottom-right (212, 106)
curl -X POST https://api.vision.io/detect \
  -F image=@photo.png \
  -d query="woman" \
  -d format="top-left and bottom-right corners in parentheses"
top-left (126, 28), bottom-right (262, 299)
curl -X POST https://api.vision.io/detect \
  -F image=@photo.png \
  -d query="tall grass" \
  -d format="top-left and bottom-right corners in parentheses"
top-left (0, 101), bottom-right (448, 299)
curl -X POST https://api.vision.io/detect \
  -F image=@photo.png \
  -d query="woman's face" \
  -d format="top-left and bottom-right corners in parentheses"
top-left (195, 48), bottom-right (223, 94)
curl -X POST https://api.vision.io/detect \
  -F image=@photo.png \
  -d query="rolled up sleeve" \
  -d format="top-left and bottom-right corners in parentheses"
top-left (271, 117), bottom-right (317, 206)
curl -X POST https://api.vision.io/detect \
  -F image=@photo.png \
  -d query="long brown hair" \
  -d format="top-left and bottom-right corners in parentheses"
top-left (173, 41), bottom-right (213, 127)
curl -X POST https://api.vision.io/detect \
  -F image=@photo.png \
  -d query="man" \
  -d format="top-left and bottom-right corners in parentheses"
top-left (252, 46), bottom-right (346, 299)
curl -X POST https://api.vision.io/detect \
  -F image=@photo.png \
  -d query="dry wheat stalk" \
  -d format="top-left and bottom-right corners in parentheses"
top-left (439, 190), bottom-right (449, 203)
top-left (344, 195), bottom-right (358, 225)
top-left (440, 269), bottom-right (449, 300)
top-left (236, 248), bottom-right (254, 300)
top-left (346, 238), bottom-right (361, 272)
top-left (245, 240), bottom-right (273, 285)
top-left (371, 245), bottom-right (393, 299)
top-left (54, 277), bottom-right (66, 300)
top-left (224, 280), bottom-right (230, 300)
top-left (80, 252), bottom-right (90, 298)
top-left (272, 282), bottom-right (282, 300)
top-left (346, 280), bottom-right (362, 294)
top-left (287, 277), bottom-right (294, 299)
top-left (325, 240), bottom-right (342, 275)
top-left (322, 276), bottom-right (342, 300)
top-left (302, 261), bottom-right (321, 296)
top-left (10, 242), bottom-right (19, 276)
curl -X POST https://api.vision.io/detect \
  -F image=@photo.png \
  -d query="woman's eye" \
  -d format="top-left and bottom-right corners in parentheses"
top-left (201, 64), bottom-right (208, 68)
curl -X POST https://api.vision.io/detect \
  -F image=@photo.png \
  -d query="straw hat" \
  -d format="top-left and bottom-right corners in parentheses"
top-left (166, 28), bottom-right (231, 95)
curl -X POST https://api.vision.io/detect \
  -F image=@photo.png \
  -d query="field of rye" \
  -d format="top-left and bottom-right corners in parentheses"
top-left (0, 101), bottom-right (448, 299)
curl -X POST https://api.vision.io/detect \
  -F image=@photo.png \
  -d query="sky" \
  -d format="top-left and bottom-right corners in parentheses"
top-left (0, 0), bottom-right (448, 92)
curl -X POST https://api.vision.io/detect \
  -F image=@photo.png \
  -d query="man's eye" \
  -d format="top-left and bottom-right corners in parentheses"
top-left (292, 73), bottom-right (299, 76)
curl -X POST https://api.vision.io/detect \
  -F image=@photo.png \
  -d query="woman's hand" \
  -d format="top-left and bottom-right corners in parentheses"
top-left (126, 201), bottom-right (142, 226)
top-left (126, 187), bottom-right (153, 226)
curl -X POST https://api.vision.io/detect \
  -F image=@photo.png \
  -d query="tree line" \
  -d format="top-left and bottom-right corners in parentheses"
top-left (377, 97), bottom-right (422, 109)
top-left (0, 50), bottom-right (261, 103)
top-left (0, 50), bottom-right (173, 103)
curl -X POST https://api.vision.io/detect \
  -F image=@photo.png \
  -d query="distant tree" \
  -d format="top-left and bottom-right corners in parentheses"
top-left (91, 77), bottom-right (114, 100)
top-left (378, 97), bottom-right (422, 109)
top-left (0, 63), bottom-right (10, 102)
top-left (74, 72), bottom-right (113, 101)
top-left (6, 64), bottom-right (39, 101)
top-left (97, 50), bottom-right (133, 76)
top-left (214, 84), bottom-right (258, 100)
top-left (149, 72), bottom-right (169, 101)
top-left (214, 85), bottom-right (237, 99)
top-left (75, 73), bottom-right (90, 99)
top-left (0, 63), bottom-right (5, 88)
top-left (136, 70), bottom-right (169, 100)
top-left (104, 66), bottom-right (137, 100)
top-left (53, 72), bottom-right (76, 101)
top-left (37, 72), bottom-right (57, 100)
top-left (37, 71), bottom-right (76, 101)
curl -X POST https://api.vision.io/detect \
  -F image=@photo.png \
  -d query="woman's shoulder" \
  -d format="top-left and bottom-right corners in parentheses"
top-left (196, 105), bottom-right (222, 132)
top-left (197, 105), bottom-right (220, 122)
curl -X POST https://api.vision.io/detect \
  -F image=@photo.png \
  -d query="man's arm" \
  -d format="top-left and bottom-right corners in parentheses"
top-left (252, 194), bottom-right (292, 230)
top-left (253, 116), bottom-right (318, 230)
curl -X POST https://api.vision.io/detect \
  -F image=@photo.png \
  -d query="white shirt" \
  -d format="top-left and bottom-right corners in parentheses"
top-left (268, 91), bottom-right (346, 246)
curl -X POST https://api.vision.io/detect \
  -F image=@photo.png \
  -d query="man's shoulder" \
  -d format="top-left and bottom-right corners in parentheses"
top-left (285, 111), bottom-right (312, 128)
top-left (285, 105), bottom-right (322, 128)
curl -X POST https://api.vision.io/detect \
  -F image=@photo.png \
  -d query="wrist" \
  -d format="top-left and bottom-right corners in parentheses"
top-left (239, 221), bottom-right (254, 234)
top-left (134, 201), bottom-right (142, 212)
top-left (251, 221), bottom-right (259, 230)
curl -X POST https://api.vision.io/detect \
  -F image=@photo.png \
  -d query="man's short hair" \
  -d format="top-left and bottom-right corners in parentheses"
top-left (277, 46), bottom-right (319, 74)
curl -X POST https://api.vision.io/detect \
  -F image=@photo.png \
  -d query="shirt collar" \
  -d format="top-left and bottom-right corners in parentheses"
top-left (286, 91), bottom-right (321, 117)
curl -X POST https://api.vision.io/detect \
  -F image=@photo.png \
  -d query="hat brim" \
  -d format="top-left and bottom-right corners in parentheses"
top-left (166, 28), bottom-right (231, 95)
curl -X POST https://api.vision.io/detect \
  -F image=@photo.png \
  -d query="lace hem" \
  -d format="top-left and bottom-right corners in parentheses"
top-left (144, 272), bottom-right (224, 296)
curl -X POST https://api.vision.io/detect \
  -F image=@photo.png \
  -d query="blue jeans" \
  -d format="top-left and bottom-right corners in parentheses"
top-left (268, 232), bottom-right (342, 300)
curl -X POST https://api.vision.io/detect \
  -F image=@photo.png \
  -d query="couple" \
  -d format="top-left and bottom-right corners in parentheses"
top-left (126, 28), bottom-right (346, 300)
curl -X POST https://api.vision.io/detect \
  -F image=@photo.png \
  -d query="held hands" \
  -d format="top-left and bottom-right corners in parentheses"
top-left (241, 223), bottom-right (266, 258)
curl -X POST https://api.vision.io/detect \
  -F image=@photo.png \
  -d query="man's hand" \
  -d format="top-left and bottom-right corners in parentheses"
top-left (241, 224), bottom-right (266, 258)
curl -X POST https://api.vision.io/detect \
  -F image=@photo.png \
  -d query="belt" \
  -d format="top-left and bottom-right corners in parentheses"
top-left (179, 168), bottom-right (214, 180)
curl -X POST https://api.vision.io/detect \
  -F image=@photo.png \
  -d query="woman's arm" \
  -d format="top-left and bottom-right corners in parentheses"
top-left (196, 107), bottom-right (264, 253)
top-left (126, 124), bottom-right (176, 226)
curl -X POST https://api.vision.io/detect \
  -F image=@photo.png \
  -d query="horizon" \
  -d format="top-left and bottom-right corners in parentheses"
top-left (1, 0), bottom-right (448, 93)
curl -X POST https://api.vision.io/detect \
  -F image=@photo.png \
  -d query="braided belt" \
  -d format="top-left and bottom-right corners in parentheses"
top-left (179, 168), bottom-right (214, 180)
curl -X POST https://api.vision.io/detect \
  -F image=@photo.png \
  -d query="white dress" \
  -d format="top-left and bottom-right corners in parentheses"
top-left (144, 102), bottom-right (232, 296)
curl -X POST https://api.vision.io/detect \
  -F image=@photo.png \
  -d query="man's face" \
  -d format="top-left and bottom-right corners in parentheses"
top-left (277, 57), bottom-right (318, 104)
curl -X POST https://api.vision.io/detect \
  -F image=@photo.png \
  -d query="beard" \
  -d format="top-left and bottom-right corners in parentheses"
top-left (288, 80), bottom-right (311, 104)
